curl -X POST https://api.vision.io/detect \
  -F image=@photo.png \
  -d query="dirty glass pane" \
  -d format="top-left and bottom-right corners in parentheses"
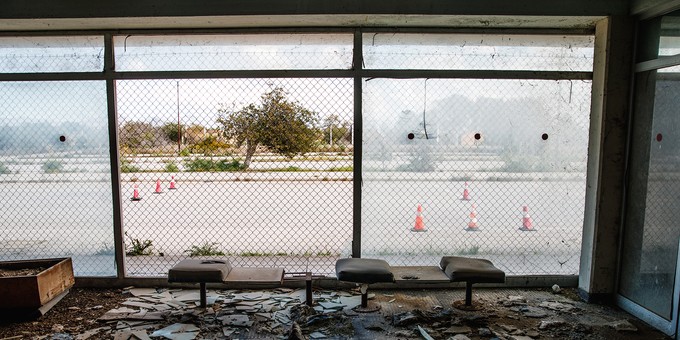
top-left (659, 12), bottom-right (680, 57)
top-left (362, 78), bottom-right (591, 275)
top-left (0, 81), bottom-right (114, 276)
top-left (619, 73), bottom-right (680, 320)
top-left (0, 36), bottom-right (104, 73)
top-left (114, 34), bottom-right (353, 71)
top-left (117, 78), bottom-right (353, 276)
top-left (363, 33), bottom-right (594, 71)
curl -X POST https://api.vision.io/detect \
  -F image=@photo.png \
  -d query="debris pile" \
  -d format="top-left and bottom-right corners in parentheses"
top-left (71, 287), bottom-right (363, 339)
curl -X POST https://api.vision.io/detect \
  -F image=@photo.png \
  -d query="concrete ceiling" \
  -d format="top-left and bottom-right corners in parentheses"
top-left (0, 15), bottom-right (604, 32)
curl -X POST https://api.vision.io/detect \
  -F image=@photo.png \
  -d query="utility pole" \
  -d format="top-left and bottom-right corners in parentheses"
top-left (176, 81), bottom-right (181, 155)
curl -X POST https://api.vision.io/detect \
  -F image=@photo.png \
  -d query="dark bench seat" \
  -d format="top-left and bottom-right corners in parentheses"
top-left (168, 259), bottom-right (284, 307)
top-left (335, 258), bottom-right (395, 312)
top-left (440, 256), bottom-right (505, 308)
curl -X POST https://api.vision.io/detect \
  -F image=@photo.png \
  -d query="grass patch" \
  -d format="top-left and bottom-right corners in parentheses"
top-left (125, 232), bottom-right (154, 256)
top-left (0, 162), bottom-right (9, 174)
top-left (327, 166), bottom-right (353, 172)
top-left (164, 161), bottom-right (180, 172)
top-left (95, 243), bottom-right (115, 256)
top-left (186, 242), bottom-right (225, 257)
top-left (42, 160), bottom-right (63, 173)
top-left (185, 158), bottom-right (242, 172)
top-left (459, 245), bottom-right (481, 255)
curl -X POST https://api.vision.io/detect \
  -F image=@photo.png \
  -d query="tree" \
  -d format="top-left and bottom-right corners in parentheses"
top-left (217, 88), bottom-right (320, 169)
top-left (160, 122), bottom-right (182, 144)
top-left (119, 121), bottom-right (162, 152)
top-left (321, 114), bottom-right (352, 146)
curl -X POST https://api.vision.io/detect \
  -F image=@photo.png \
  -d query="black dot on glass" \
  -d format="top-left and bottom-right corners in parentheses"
top-left (542, 133), bottom-right (549, 140)
top-left (656, 133), bottom-right (663, 142)
top-left (407, 133), bottom-right (415, 140)
top-left (59, 136), bottom-right (66, 142)
top-left (474, 133), bottom-right (481, 140)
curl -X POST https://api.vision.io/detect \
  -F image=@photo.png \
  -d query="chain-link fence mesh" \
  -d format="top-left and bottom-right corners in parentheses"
top-left (117, 78), bottom-right (353, 276)
top-left (363, 33), bottom-right (594, 71)
top-left (114, 34), bottom-right (353, 71)
top-left (0, 36), bottom-right (104, 73)
top-left (0, 32), bottom-right (594, 278)
top-left (0, 81), bottom-right (114, 276)
top-left (362, 78), bottom-right (591, 275)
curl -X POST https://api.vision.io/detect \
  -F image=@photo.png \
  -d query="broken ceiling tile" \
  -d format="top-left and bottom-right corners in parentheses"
top-left (113, 330), bottom-right (152, 340)
top-left (222, 327), bottom-right (236, 337)
top-left (238, 299), bottom-right (266, 306)
top-left (174, 292), bottom-right (201, 302)
top-left (150, 323), bottom-right (199, 339)
top-left (318, 301), bottom-right (345, 309)
top-left (254, 312), bottom-right (273, 321)
top-left (129, 288), bottom-right (158, 297)
top-left (123, 301), bottom-right (157, 309)
top-left (75, 326), bottom-right (111, 340)
top-left (116, 320), bottom-right (146, 329)
top-left (309, 331), bottom-right (327, 339)
top-left (218, 314), bottom-right (253, 327)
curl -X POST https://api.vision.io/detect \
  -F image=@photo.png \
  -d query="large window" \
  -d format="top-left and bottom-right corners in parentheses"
top-left (0, 31), bottom-right (593, 277)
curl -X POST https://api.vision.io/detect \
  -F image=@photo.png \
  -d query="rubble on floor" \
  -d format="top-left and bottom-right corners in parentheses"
top-left (1, 287), bottom-right (669, 339)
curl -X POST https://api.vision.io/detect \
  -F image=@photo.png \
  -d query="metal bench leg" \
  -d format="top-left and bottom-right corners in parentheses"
top-left (360, 284), bottom-right (369, 308)
top-left (305, 272), bottom-right (313, 307)
top-left (200, 282), bottom-right (207, 308)
top-left (465, 281), bottom-right (473, 306)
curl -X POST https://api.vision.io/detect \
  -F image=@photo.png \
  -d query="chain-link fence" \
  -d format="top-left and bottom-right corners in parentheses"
top-left (0, 80), bottom-right (114, 276)
top-left (118, 78), bottom-right (354, 276)
top-left (0, 31), bottom-right (593, 278)
top-left (362, 78), bottom-right (590, 275)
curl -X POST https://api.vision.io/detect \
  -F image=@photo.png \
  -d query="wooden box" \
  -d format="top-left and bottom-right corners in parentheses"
top-left (0, 258), bottom-right (74, 313)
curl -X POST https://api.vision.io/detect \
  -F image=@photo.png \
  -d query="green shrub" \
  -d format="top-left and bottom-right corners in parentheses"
top-left (125, 232), bottom-right (154, 256)
top-left (95, 243), bottom-right (115, 256)
top-left (179, 148), bottom-right (191, 157)
top-left (185, 158), bottom-right (242, 172)
top-left (186, 242), bottom-right (226, 257)
top-left (0, 162), bottom-right (9, 174)
top-left (42, 160), bottom-right (63, 173)
top-left (164, 161), bottom-right (180, 172)
top-left (120, 158), bottom-right (141, 173)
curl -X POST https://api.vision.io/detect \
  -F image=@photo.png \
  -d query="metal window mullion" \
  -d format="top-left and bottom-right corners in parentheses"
top-left (0, 69), bottom-right (592, 81)
top-left (635, 54), bottom-right (680, 73)
top-left (0, 72), bottom-right (106, 81)
top-left (112, 69), bottom-right (355, 80)
top-left (352, 29), bottom-right (362, 259)
top-left (104, 33), bottom-right (126, 279)
top-left (360, 69), bottom-right (592, 80)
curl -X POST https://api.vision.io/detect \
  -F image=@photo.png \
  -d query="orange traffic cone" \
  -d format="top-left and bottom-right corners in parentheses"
top-left (130, 184), bottom-right (142, 201)
top-left (465, 203), bottom-right (479, 231)
top-left (411, 204), bottom-right (427, 232)
top-left (169, 175), bottom-right (177, 190)
top-left (461, 182), bottom-right (471, 201)
top-left (519, 205), bottom-right (535, 231)
top-left (154, 179), bottom-right (162, 194)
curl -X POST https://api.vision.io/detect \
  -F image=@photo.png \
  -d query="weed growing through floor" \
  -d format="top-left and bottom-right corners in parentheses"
top-left (186, 242), bottom-right (226, 257)
top-left (125, 232), bottom-right (154, 256)
top-left (459, 245), bottom-right (481, 255)
top-left (42, 160), bottom-right (63, 173)
top-left (95, 243), bottom-right (115, 256)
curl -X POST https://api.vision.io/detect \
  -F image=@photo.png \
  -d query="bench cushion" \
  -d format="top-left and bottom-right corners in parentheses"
top-left (336, 258), bottom-right (395, 284)
top-left (440, 256), bottom-right (505, 284)
top-left (168, 259), bottom-right (232, 283)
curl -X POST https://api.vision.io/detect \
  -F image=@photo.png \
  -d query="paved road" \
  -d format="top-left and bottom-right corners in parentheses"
top-left (0, 178), bottom-right (586, 276)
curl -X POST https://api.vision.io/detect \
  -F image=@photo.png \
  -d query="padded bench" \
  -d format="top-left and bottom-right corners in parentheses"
top-left (335, 258), bottom-right (395, 312)
top-left (168, 259), bottom-right (284, 308)
top-left (440, 256), bottom-right (505, 309)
